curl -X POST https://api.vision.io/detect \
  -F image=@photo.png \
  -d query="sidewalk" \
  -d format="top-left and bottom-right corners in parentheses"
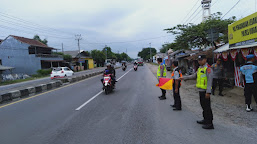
top-left (147, 63), bottom-right (257, 132)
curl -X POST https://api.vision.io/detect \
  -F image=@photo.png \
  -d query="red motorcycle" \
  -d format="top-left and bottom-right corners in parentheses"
top-left (103, 74), bottom-right (114, 95)
top-left (134, 65), bottom-right (138, 71)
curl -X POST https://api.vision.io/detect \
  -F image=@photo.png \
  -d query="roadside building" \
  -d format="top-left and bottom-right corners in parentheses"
top-left (214, 12), bottom-right (257, 87)
top-left (153, 53), bottom-right (167, 64)
top-left (64, 50), bottom-right (94, 71)
top-left (0, 35), bottom-right (64, 75)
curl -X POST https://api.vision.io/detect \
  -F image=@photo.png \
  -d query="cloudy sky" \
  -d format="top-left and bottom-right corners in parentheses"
top-left (0, 0), bottom-right (256, 58)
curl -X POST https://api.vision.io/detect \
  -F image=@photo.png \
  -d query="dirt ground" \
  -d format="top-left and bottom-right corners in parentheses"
top-left (147, 63), bottom-right (257, 132)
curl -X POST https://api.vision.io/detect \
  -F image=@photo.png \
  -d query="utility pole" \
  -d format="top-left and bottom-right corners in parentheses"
top-left (149, 43), bottom-right (152, 62)
top-left (75, 34), bottom-right (82, 71)
top-left (105, 45), bottom-right (107, 64)
top-left (126, 48), bottom-right (127, 61)
top-left (62, 43), bottom-right (64, 53)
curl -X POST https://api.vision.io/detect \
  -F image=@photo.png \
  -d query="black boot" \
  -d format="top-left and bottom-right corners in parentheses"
top-left (202, 124), bottom-right (214, 129)
top-left (159, 96), bottom-right (166, 100)
top-left (170, 105), bottom-right (176, 108)
top-left (197, 120), bottom-right (207, 125)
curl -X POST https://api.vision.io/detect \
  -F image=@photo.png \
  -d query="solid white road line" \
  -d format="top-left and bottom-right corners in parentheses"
top-left (75, 68), bottom-right (133, 111)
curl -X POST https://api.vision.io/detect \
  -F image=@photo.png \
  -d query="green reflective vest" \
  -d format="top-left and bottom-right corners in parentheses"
top-left (196, 67), bottom-right (208, 89)
top-left (157, 64), bottom-right (167, 77)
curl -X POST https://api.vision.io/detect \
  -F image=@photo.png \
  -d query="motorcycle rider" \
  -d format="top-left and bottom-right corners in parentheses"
top-left (122, 62), bottom-right (127, 68)
top-left (101, 63), bottom-right (116, 88)
top-left (134, 61), bottom-right (138, 66)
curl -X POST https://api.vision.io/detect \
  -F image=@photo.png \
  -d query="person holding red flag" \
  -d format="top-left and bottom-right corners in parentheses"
top-left (171, 61), bottom-right (182, 111)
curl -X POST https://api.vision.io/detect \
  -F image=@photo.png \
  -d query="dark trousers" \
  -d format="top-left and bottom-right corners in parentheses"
top-left (244, 83), bottom-right (257, 105)
top-left (212, 78), bottom-right (223, 94)
top-left (173, 84), bottom-right (181, 109)
top-left (199, 91), bottom-right (213, 124)
top-left (160, 88), bottom-right (166, 97)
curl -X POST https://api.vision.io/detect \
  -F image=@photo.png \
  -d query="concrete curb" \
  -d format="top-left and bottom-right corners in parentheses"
top-left (0, 67), bottom-right (121, 104)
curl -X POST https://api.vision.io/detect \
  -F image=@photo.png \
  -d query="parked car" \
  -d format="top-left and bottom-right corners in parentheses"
top-left (51, 67), bottom-right (74, 79)
top-left (138, 61), bottom-right (144, 66)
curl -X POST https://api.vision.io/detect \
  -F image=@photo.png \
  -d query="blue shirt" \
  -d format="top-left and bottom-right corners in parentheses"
top-left (240, 62), bottom-right (257, 83)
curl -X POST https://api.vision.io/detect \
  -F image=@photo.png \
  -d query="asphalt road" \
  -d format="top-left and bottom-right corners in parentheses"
top-left (0, 67), bottom-right (107, 91)
top-left (0, 65), bottom-right (255, 144)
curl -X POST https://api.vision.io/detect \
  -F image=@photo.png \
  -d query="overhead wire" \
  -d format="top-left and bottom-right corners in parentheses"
top-left (0, 19), bottom-right (73, 39)
top-left (0, 12), bottom-right (75, 36)
top-left (221, 0), bottom-right (241, 19)
top-left (184, 4), bottom-right (202, 24)
top-left (180, 0), bottom-right (201, 24)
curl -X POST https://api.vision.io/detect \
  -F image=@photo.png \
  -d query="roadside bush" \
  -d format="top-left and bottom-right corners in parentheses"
top-left (37, 69), bottom-right (52, 76)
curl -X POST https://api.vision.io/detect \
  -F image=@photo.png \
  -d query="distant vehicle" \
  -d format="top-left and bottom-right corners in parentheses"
top-left (138, 61), bottom-right (144, 66)
top-left (51, 67), bottom-right (74, 79)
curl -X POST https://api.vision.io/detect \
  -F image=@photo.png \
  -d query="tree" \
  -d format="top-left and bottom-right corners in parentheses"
top-left (53, 52), bottom-right (72, 62)
top-left (164, 12), bottom-right (236, 50)
top-left (91, 49), bottom-right (105, 66)
top-left (33, 35), bottom-right (48, 46)
top-left (138, 48), bottom-right (157, 60)
top-left (102, 46), bottom-right (116, 59)
top-left (160, 43), bottom-right (178, 53)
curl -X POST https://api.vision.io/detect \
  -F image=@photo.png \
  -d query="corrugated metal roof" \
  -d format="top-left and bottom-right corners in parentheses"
top-left (230, 43), bottom-right (257, 50)
top-left (214, 43), bottom-right (229, 53)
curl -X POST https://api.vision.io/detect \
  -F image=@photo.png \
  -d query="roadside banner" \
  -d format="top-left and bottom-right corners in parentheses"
top-left (234, 61), bottom-right (244, 87)
top-left (222, 51), bottom-right (228, 61)
top-left (230, 49), bottom-right (238, 61)
top-left (156, 78), bottom-right (173, 90)
top-left (241, 48), bottom-right (250, 60)
top-left (254, 47), bottom-right (257, 59)
top-left (216, 53), bottom-right (221, 59)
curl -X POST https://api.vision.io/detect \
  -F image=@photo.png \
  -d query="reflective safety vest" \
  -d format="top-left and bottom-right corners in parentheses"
top-left (171, 69), bottom-right (183, 85)
top-left (157, 64), bottom-right (167, 77)
top-left (196, 67), bottom-right (208, 89)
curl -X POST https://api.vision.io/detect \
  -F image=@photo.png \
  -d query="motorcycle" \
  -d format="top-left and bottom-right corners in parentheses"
top-left (122, 65), bottom-right (126, 71)
top-left (103, 74), bottom-right (114, 95)
top-left (134, 65), bottom-right (138, 71)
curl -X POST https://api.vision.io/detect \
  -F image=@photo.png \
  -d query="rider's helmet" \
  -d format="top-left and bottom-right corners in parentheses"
top-left (106, 63), bottom-right (111, 67)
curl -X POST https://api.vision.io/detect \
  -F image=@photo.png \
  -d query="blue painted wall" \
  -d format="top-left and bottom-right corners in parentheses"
top-left (0, 36), bottom-right (62, 75)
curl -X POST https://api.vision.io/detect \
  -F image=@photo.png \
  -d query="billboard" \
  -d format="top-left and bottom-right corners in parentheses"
top-left (228, 12), bottom-right (257, 47)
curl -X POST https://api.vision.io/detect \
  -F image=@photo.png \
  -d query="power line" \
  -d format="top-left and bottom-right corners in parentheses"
top-left (184, 4), bottom-right (202, 24)
top-left (222, 0), bottom-right (241, 19)
top-left (181, 0), bottom-right (201, 24)
top-left (83, 35), bottom-right (173, 44)
top-left (0, 12), bottom-right (75, 36)
top-left (0, 25), bottom-right (72, 39)
top-left (188, 8), bottom-right (202, 24)
top-left (0, 19), bottom-right (73, 39)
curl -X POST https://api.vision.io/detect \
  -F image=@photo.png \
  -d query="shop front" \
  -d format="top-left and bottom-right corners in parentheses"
top-left (215, 12), bottom-right (257, 87)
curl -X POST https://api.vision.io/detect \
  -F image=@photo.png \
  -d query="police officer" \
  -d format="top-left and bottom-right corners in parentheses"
top-left (157, 58), bottom-right (167, 100)
top-left (240, 54), bottom-right (257, 112)
top-left (171, 61), bottom-right (182, 110)
top-left (211, 58), bottom-right (225, 96)
top-left (180, 55), bottom-right (214, 129)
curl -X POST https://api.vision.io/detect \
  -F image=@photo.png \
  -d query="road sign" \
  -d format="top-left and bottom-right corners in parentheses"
top-left (206, 28), bottom-right (219, 42)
